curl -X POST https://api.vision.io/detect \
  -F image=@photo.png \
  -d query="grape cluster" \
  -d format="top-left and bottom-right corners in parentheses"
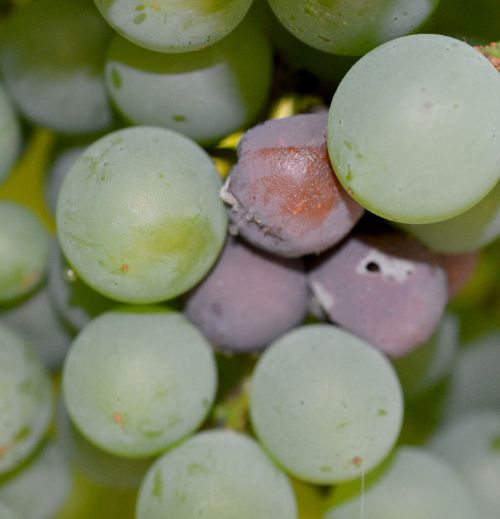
top-left (0, 1), bottom-right (499, 518)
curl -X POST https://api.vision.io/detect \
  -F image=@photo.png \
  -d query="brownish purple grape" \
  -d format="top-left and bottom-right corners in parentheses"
top-left (184, 237), bottom-right (308, 353)
top-left (439, 252), bottom-right (479, 299)
top-left (308, 231), bottom-right (448, 357)
top-left (220, 113), bottom-right (364, 257)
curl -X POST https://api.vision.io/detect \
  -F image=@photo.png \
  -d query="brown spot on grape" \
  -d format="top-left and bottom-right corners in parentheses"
top-left (121, 263), bottom-right (129, 273)
top-left (351, 456), bottom-right (362, 466)
top-left (243, 145), bottom-right (339, 230)
top-left (113, 412), bottom-right (125, 429)
top-left (0, 446), bottom-right (7, 457)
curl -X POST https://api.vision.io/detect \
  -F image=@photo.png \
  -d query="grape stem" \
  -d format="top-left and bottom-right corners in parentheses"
top-left (212, 376), bottom-right (251, 433)
top-left (476, 41), bottom-right (500, 71)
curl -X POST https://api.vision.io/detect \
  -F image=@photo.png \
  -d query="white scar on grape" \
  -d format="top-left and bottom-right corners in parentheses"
top-left (310, 280), bottom-right (335, 311)
top-left (356, 250), bottom-right (414, 282)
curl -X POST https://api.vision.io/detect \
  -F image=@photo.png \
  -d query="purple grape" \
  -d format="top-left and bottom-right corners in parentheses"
top-left (220, 113), bottom-right (364, 257)
top-left (184, 237), bottom-right (308, 353)
top-left (308, 231), bottom-right (448, 357)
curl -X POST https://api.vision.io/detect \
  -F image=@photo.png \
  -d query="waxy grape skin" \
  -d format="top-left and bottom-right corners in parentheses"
top-left (308, 231), bottom-right (448, 357)
top-left (221, 113), bottom-right (364, 257)
top-left (184, 237), bottom-right (309, 353)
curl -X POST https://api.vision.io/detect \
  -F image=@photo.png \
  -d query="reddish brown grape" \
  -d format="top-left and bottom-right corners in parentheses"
top-left (220, 113), bottom-right (364, 257)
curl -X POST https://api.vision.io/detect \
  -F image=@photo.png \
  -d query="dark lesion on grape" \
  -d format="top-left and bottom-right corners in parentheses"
top-left (365, 261), bottom-right (380, 273)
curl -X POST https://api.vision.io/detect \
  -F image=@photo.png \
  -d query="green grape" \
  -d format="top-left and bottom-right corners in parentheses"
top-left (136, 430), bottom-right (297, 519)
top-left (47, 240), bottom-right (115, 332)
top-left (62, 310), bottom-right (217, 458)
top-left (328, 34), bottom-right (500, 224)
top-left (56, 126), bottom-right (227, 304)
top-left (94, 0), bottom-right (253, 53)
top-left (443, 332), bottom-right (500, 420)
top-left (0, 322), bottom-right (53, 476)
top-left (105, 17), bottom-right (273, 146)
top-left (0, 502), bottom-right (20, 519)
top-left (249, 324), bottom-right (403, 484)
top-left (0, 0), bottom-right (113, 134)
top-left (0, 82), bottom-right (21, 186)
top-left (0, 285), bottom-right (72, 370)
top-left (429, 410), bottom-right (500, 519)
top-left (392, 313), bottom-right (458, 400)
top-left (0, 443), bottom-right (71, 519)
top-left (56, 399), bottom-right (152, 489)
top-left (267, 0), bottom-right (439, 56)
top-left (399, 179), bottom-right (500, 253)
top-left (0, 201), bottom-right (50, 304)
top-left (323, 447), bottom-right (479, 518)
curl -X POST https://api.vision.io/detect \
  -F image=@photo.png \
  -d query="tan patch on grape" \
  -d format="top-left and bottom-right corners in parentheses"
top-left (120, 263), bottom-right (129, 273)
top-left (244, 145), bottom-right (339, 230)
top-left (0, 446), bottom-right (7, 457)
top-left (21, 269), bottom-right (39, 288)
top-left (113, 412), bottom-right (125, 429)
top-left (351, 456), bottom-right (362, 466)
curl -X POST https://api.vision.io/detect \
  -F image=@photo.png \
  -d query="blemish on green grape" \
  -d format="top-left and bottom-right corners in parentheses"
top-left (14, 426), bottom-right (31, 442)
top-left (173, 114), bottom-right (187, 122)
top-left (111, 68), bottom-right (122, 90)
top-left (134, 13), bottom-right (147, 24)
top-left (152, 470), bottom-right (163, 498)
top-left (320, 465), bottom-right (332, 473)
top-left (135, 4), bottom-right (145, 11)
top-left (377, 408), bottom-right (388, 416)
top-left (490, 435), bottom-right (500, 452)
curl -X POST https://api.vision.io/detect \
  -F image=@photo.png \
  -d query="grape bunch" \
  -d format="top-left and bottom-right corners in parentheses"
top-left (0, 0), bottom-right (499, 518)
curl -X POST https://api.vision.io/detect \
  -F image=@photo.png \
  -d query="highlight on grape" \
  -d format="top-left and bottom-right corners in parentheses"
top-left (0, 0), bottom-right (499, 518)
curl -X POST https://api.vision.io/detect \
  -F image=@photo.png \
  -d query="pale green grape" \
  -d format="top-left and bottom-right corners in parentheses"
top-left (429, 410), bottom-right (500, 519)
top-left (0, 323), bottom-right (53, 476)
top-left (47, 240), bottom-right (115, 332)
top-left (56, 399), bottom-right (151, 489)
top-left (0, 443), bottom-right (71, 519)
top-left (62, 310), bottom-right (217, 458)
top-left (105, 17), bottom-right (272, 145)
top-left (399, 179), bottom-right (500, 253)
top-left (392, 313), bottom-right (458, 400)
top-left (443, 332), bottom-right (500, 420)
top-left (136, 430), bottom-right (297, 519)
top-left (94, 0), bottom-right (253, 53)
top-left (250, 324), bottom-right (403, 484)
top-left (0, 201), bottom-right (50, 304)
top-left (0, 285), bottom-right (72, 370)
top-left (0, 82), bottom-right (21, 186)
top-left (268, 0), bottom-right (439, 56)
top-left (56, 126), bottom-right (227, 304)
top-left (323, 447), bottom-right (479, 518)
top-left (44, 145), bottom-right (86, 216)
top-left (328, 34), bottom-right (500, 224)
top-left (0, 502), bottom-right (20, 519)
top-left (0, 0), bottom-right (113, 134)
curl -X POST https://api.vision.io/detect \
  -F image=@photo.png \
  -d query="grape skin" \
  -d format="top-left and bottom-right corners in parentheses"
top-left (62, 310), bottom-right (217, 458)
top-left (328, 34), bottom-right (500, 223)
top-left (136, 430), bottom-right (297, 519)
top-left (0, 201), bottom-right (50, 304)
top-left (184, 236), bottom-right (309, 353)
top-left (0, 323), bottom-right (53, 477)
top-left (267, 0), bottom-right (439, 56)
top-left (0, 82), bottom-right (21, 186)
top-left (105, 17), bottom-right (273, 146)
top-left (324, 447), bottom-right (479, 519)
top-left (94, 0), bottom-right (253, 53)
top-left (56, 126), bottom-right (228, 304)
top-left (250, 324), bottom-right (403, 484)
top-left (0, 0), bottom-right (114, 134)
